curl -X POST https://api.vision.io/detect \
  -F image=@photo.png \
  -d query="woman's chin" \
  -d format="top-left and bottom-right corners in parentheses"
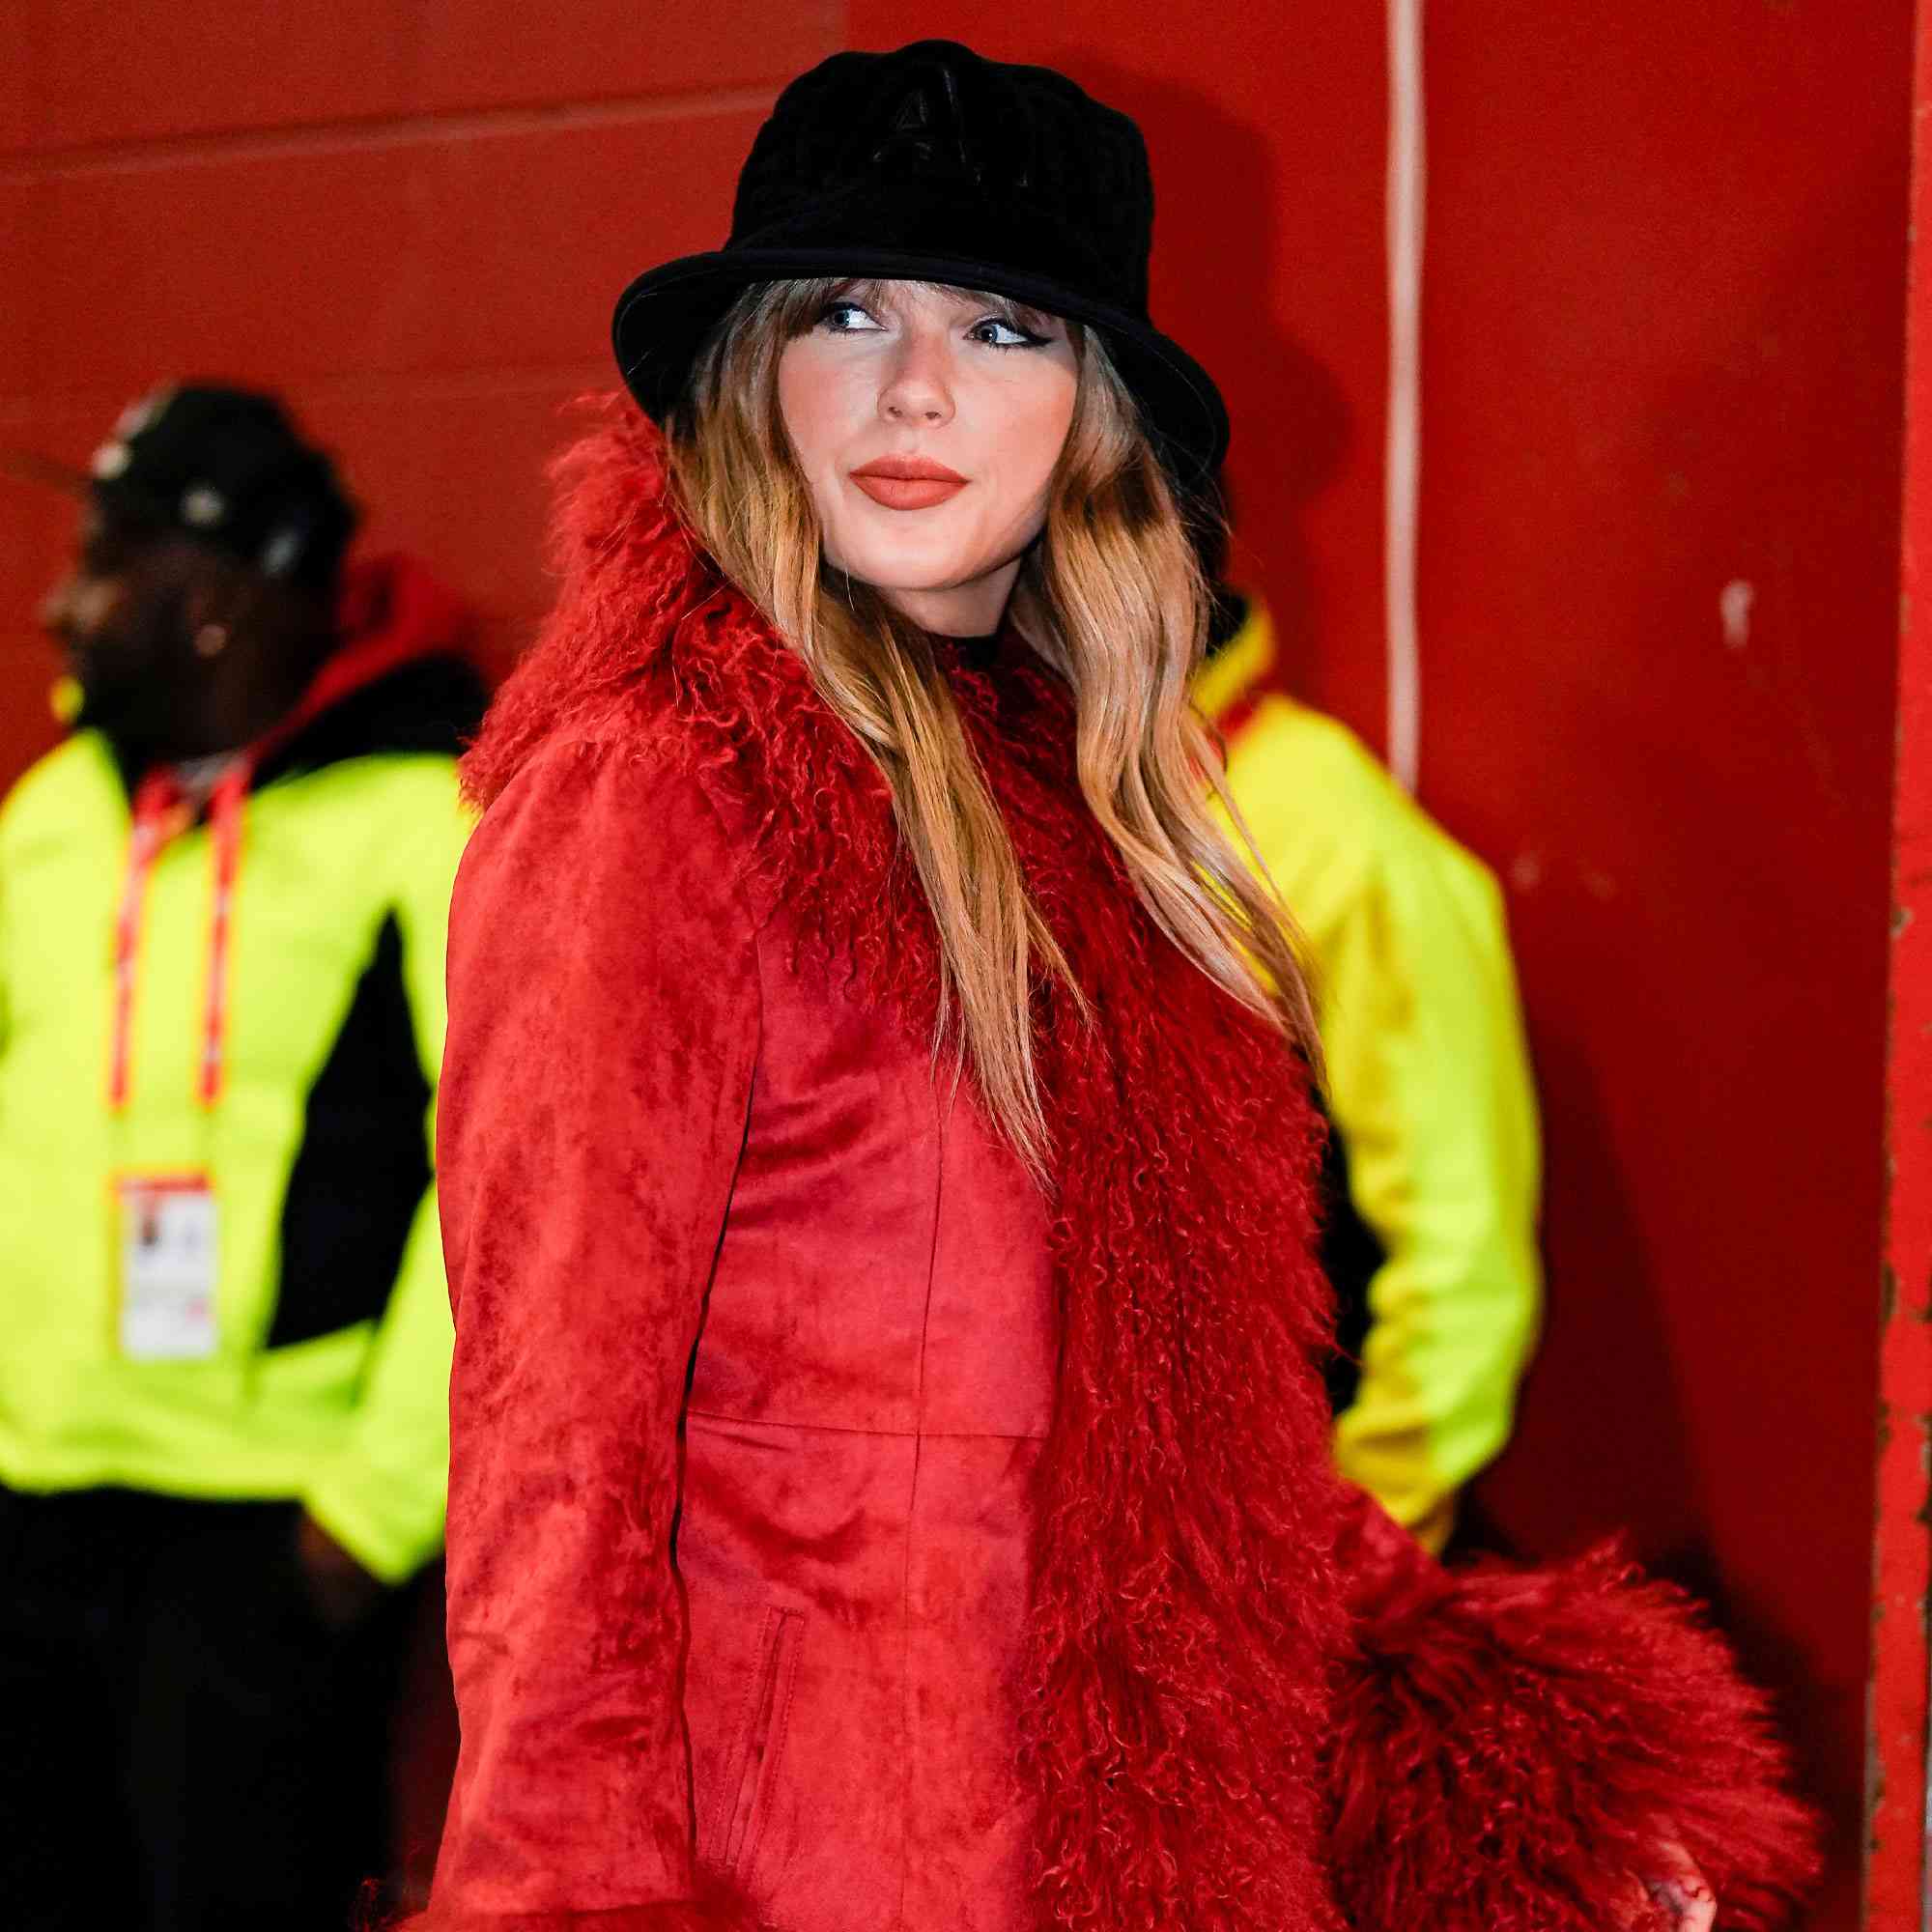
top-left (832, 552), bottom-right (989, 598)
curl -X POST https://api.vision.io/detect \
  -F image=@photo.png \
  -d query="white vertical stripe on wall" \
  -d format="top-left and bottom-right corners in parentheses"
top-left (1385, 0), bottom-right (1426, 792)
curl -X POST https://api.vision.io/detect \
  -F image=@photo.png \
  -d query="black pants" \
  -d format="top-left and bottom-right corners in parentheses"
top-left (0, 1485), bottom-right (414, 1932)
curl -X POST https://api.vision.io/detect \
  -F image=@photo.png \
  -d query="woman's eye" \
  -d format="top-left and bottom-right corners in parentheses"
top-left (970, 316), bottom-right (1047, 350)
top-left (818, 301), bottom-right (884, 334)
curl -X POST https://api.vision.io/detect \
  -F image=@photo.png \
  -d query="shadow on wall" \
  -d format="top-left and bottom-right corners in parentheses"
top-left (1453, 1024), bottom-right (1707, 1577)
top-left (1067, 57), bottom-right (1351, 687)
top-left (1463, 143), bottom-right (1906, 1928)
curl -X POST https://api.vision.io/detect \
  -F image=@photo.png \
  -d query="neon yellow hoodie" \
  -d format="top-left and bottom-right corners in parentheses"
top-left (1199, 597), bottom-right (1542, 1550)
top-left (0, 558), bottom-right (480, 1583)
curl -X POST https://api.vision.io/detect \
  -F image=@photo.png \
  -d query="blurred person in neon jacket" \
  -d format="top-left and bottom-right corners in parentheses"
top-left (0, 384), bottom-right (483, 1932)
top-left (1198, 584), bottom-right (1542, 1553)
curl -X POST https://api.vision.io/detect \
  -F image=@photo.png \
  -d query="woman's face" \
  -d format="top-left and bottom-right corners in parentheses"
top-left (777, 280), bottom-right (1080, 637)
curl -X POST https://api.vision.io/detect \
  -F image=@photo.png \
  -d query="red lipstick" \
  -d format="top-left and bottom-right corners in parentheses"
top-left (849, 455), bottom-right (968, 511)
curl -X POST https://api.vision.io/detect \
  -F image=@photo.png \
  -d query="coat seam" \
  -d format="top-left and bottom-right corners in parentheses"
top-left (683, 1408), bottom-right (1047, 1443)
top-left (895, 1086), bottom-right (948, 1932)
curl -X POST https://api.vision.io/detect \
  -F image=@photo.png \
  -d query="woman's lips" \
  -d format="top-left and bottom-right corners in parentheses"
top-left (849, 457), bottom-right (968, 511)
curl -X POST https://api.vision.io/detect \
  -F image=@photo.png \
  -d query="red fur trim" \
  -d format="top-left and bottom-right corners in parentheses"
top-left (462, 398), bottom-right (715, 815)
top-left (970, 660), bottom-right (1348, 1932)
top-left (465, 403), bottom-right (1815, 1932)
top-left (1329, 1501), bottom-right (1819, 1930)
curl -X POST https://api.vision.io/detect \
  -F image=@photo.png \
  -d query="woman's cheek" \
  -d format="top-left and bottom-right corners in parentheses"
top-left (777, 343), bottom-right (848, 473)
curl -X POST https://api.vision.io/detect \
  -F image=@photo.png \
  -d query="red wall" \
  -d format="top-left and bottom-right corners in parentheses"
top-left (1418, 25), bottom-right (1906, 1931)
top-left (1869, 8), bottom-right (1932, 1921)
top-left (0, 1), bottom-right (843, 709)
top-left (0, 7), bottom-right (1911, 1924)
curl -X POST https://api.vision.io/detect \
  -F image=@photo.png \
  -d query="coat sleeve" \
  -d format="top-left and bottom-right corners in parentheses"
top-left (1323, 1484), bottom-right (1818, 1932)
top-left (418, 734), bottom-right (762, 1931)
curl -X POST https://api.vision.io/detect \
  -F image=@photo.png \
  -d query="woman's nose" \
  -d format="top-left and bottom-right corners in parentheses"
top-left (878, 332), bottom-right (954, 428)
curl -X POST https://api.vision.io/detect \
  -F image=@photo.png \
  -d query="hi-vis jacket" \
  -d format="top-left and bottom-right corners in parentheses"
top-left (0, 555), bottom-right (483, 1583)
top-left (1197, 596), bottom-right (1542, 1550)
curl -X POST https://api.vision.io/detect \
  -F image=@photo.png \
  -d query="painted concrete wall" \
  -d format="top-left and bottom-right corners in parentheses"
top-left (1870, 7), bottom-right (1932, 1922)
top-left (0, 7), bottom-right (1911, 1921)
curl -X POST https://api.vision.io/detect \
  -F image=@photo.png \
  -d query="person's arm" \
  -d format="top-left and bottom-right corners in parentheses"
top-left (1324, 1481), bottom-right (1816, 1931)
top-left (1321, 833), bottom-right (1542, 1550)
top-left (298, 776), bottom-right (471, 1588)
top-left (422, 734), bottom-right (761, 1930)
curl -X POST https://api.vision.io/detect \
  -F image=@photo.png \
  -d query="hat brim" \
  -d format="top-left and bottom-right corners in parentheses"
top-left (612, 246), bottom-right (1229, 485)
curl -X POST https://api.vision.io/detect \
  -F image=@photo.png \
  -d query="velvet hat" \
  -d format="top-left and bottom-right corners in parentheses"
top-left (611, 40), bottom-right (1229, 484)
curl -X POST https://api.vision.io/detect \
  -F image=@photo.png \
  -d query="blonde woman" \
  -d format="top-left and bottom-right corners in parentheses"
top-left (420, 41), bottom-right (1809, 1932)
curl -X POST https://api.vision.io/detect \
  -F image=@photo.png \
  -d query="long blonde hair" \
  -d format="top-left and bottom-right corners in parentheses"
top-left (668, 279), bottom-right (1317, 1174)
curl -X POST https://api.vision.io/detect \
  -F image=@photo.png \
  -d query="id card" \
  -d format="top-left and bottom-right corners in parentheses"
top-left (116, 1174), bottom-right (219, 1360)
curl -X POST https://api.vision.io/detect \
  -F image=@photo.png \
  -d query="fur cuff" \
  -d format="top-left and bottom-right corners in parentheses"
top-left (1327, 1535), bottom-right (1819, 1931)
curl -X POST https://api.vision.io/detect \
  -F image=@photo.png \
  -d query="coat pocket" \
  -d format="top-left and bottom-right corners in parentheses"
top-left (714, 1605), bottom-right (805, 1886)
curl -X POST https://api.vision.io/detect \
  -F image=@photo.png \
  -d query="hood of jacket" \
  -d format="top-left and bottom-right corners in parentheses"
top-left (254, 551), bottom-right (487, 785)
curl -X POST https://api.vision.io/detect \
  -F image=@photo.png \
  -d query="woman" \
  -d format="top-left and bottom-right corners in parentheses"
top-left (421, 41), bottom-right (1811, 1932)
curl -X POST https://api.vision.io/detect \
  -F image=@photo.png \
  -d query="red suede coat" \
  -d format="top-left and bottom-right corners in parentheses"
top-left (419, 412), bottom-right (1812, 1932)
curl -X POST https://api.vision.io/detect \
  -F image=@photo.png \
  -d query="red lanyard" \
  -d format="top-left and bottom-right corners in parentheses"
top-left (108, 757), bottom-right (252, 1114)
top-left (99, 609), bottom-right (437, 1116)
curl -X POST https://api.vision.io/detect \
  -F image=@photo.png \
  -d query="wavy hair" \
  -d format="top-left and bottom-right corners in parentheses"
top-left (667, 278), bottom-right (1317, 1173)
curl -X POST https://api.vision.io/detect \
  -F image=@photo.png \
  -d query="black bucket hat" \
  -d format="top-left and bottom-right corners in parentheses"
top-left (611, 40), bottom-right (1229, 486)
